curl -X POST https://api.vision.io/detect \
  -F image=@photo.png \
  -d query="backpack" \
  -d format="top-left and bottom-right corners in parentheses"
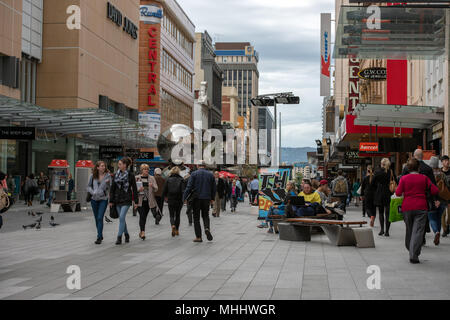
top-left (333, 178), bottom-right (348, 195)
top-left (436, 173), bottom-right (450, 201)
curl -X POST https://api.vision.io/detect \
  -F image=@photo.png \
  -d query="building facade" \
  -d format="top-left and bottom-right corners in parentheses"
top-left (138, 0), bottom-right (195, 162)
top-left (193, 31), bottom-right (222, 128)
top-left (214, 42), bottom-right (259, 132)
top-left (221, 86), bottom-right (239, 128)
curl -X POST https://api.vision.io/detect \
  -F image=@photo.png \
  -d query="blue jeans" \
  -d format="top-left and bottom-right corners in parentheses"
top-left (428, 203), bottom-right (447, 234)
top-left (91, 200), bottom-right (108, 239)
top-left (117, 205), bottom-right (130, 237)
top-left (47, 191), bottom-right (53, 205)
top-left (40, 189), bottom-right (46, 202)
top-left (266, 207), bottom-right (284, 227)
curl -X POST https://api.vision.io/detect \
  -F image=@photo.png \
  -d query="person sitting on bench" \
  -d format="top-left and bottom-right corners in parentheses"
top-left (264, 181), bottom-right (297, 234)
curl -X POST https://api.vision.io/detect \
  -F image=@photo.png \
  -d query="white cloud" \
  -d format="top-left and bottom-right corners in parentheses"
top-left (177, 0), bottom-right (334, 147)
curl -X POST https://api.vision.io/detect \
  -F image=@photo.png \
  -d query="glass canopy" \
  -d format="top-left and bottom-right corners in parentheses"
top-left (334, 5), bottom-right (449, 59)
top-left (353, 103), bottom-right (444, 129)
top-left (0, 95), bottom-right (156, 148)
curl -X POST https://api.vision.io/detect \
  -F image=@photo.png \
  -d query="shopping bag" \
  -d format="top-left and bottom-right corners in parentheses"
top-left (389, 195), bottom-right (404, 223)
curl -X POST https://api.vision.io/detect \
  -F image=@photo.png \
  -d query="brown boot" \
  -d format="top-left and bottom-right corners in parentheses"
top-left (175, 229), bottom-right (179, 236)
top-left (171, 226), bottom-right (176, 237)
top-left (370, 216), bottom-right (375, 227)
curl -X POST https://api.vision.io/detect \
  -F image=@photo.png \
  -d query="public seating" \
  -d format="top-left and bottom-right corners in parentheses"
top-left (278, 218), bottom-right (375, 247)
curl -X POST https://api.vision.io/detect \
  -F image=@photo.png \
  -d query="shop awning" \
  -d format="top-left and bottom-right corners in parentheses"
top-left (334, 5), bottom-right (449, 59)
top-left (0, 95), bottom-right (156, 148)
top-left (353, 103), bottom-right (444, 129)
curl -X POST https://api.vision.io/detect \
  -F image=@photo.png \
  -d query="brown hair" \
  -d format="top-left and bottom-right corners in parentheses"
top-left (119, 157), bottom-right (132, 168)
top-left (367, 165), bottom-right (374, 184)
top-left (93, 161), bottom-right (109, 180)
top-left (407, 158), bottom-right (420, 172)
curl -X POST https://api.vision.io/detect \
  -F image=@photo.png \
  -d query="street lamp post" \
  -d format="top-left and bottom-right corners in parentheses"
top-left (250, 93), bottom-right (300, 166)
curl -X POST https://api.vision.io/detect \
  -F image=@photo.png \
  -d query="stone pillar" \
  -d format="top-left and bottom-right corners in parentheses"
top-left (66, 137), bottom-right (75, 176)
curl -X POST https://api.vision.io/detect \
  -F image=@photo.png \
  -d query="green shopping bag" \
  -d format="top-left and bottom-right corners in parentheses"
top-left (389, 196), bottom-right (404, 223)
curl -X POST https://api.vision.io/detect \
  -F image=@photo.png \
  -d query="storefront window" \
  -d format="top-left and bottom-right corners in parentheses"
top-left (75, 140), bottom-right (99, 164)
top-left (32, 139), bottom-right (67, 176)
top-left (0, 140), bottom-right (21, 175)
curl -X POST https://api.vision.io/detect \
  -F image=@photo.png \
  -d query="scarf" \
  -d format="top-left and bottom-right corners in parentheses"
top-left (115, 170), bottom-right (129, 192)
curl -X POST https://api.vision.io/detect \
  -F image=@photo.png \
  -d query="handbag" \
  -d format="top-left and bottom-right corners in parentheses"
top-left (357, 186), bottom-right (362, 196)
top-left (109, 204), bottom-right (119, 219)
top-left (86, 176), bottom-right (93, 202)
top-left (389, 170), bottom-right (397, 194)
top-left (389, 195), bottom-right (404, 223)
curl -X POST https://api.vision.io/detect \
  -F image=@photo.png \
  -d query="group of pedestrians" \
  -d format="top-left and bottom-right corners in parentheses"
top-left (86, 159), bottom-right (224, 245)
top-left (358, 149), bottom-right (450, 263)
top-left (212, 172), bottom-right (243, 217)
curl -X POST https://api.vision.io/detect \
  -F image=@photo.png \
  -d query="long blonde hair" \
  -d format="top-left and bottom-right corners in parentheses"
top-left (367, 165), bottom-right (374, 183)
top-left (381, 158), bottom-right (391, 173)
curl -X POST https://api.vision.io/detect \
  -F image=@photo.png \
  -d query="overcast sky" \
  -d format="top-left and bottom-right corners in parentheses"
top-left (177, 0), bottom-right (335, 148)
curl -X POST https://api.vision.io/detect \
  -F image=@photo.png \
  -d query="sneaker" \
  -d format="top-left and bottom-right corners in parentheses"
top-left (205, 229), bottom-right (213, 241)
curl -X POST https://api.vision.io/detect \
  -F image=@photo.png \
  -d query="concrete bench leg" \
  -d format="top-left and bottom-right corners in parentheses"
top-left (353, 228), bottom-right (375, 248)
top-left (321, 225), bottom-right (357, 246)
top-left (278, 223), bottom-right (311, 241)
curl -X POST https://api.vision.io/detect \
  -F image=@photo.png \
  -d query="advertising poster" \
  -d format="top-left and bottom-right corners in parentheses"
top-left (139, 112), bottom-right (161, 140)
top-left (258, 167), bottom-right (292, 220)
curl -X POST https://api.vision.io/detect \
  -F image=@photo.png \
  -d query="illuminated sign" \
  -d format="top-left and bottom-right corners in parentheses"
top-left (147, 26), bottom-right (159, 109)
top-left (359, 142), bottom-right (379, 152)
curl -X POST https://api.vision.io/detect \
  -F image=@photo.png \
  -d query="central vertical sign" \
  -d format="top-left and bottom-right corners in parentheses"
top-left (348, 58), bottom-right (360, 113)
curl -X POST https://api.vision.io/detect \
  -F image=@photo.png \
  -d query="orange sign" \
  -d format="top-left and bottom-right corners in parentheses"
top-left (359, 142), bottom-right (379, 152)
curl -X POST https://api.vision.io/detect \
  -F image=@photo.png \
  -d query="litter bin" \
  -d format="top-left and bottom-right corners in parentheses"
top-left (75, 160), bottom-right (94, 209)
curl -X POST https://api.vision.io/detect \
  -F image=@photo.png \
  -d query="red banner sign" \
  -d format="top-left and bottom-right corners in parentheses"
top-left (359, 142), bottom-right (379, 152)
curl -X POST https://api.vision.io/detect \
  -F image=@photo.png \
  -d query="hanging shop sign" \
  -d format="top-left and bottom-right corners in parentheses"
top-left (345, 151), bottom-right (360, 159)
top-left (107, 2), bottom-right (138, 39)
top-left (320, 13), bottom-right (331, 97)
top-left (359, 142), bottom-right (379, 152)
top-left (359, 152), bottom-right (391, 158)
top-left (358, 67), bottom-right (387, 81)
top-left (0, 127), bottom-right (35, 140)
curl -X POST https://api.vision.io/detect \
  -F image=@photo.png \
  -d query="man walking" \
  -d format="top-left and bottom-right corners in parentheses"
top-left (331, 170), bottom-right (349, 212)
top-left (213, 171), bottom-right (225, 218)
top-left (250, 175), bottom-right (259, 206)
top-left (441, 155), bottom-right (450, 237)
top-left (184, 162), bottom-right (216, 242)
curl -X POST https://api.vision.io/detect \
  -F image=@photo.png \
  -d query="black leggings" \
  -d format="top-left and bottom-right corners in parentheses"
top-left (169, 203), bottom-right (183, 230)
top-left (377, 205), bottom-right (390, 232)
top-left (138, 201), bottom-right (158, 232)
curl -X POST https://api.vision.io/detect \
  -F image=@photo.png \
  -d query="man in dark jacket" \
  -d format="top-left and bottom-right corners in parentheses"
top-left (183, 162), bottom-right (216, 242)
top-left (212, 171), bottom-right (226, 218)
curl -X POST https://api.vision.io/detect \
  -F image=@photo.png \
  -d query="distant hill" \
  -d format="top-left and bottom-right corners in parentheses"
top-left (281, 147), bottom-right (316, 164)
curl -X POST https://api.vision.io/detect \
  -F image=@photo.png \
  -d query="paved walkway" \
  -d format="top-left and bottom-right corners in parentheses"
top-left (1, 200), bottom-right (450, 300)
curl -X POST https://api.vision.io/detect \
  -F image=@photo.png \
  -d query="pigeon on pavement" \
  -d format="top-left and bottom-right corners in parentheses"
top-left (23, 223), bottom-right (37, 230)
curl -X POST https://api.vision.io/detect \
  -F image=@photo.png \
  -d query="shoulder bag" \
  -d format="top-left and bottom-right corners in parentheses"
top-left (425, 177), bottom-right (436, 212)
top-left (86, 176), bottom-right (93, 202)
top-left (389, 170), bottom-right (397, 194)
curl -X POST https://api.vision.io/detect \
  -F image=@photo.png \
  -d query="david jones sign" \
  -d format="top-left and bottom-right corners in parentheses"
top-left (107, 2), bottom-right (138, 39)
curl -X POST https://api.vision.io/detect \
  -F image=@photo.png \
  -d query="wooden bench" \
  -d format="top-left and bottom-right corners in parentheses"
top-left (278, 218), bottom-right (374, 247)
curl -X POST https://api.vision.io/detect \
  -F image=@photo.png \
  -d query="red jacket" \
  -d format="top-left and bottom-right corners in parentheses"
top-left (396, 173), bottom-right (439, 212)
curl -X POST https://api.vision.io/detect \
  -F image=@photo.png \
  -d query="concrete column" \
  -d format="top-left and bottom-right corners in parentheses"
top-left (66, 137), bottom-right (75, 176)
top-left (445, 9), bottom-right (450, 155)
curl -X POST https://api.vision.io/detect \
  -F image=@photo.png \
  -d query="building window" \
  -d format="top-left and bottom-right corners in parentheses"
top-left (162, 50), bottom-right (193, 92)
top-left (0, 55), bottom-right (20, 89)
top-left (20, 55), bottom-right (37, 104)
top-left (162, 13), bottom-right (193, 58)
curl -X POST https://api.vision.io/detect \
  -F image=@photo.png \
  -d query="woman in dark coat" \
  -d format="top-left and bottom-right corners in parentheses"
top-left (372, 158), bottom-right (396, 237)
top-left (162, 166), bottom-right (185, 237)
top-left (361, 165), bottom-right (376, 226)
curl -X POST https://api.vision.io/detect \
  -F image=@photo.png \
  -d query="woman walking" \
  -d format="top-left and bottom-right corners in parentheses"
top-left (135, 164), bottom-right (158, 241)
top-left (428, 156), bottom-right (447, 245)
top-left (361, 166), bottom-right (376, 225)
top-left (230, 179), bottom-right (241, 213)
top-left (396, 159), bottom-right (439, 263)
top-left (109, 157), bottom-right (138, 245)
top-left (37, 172), bottom-right (48, 204)
top-left (87, 161), bottom-right (111, 244)
top-left (352, 179), bottom-right (361, 207)
top-left (162, 166), bottom-right (185, 237)
top-left (372, 158), bottom-right (395, 236)
top-left (24, 174), bottom-right (38, 207)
